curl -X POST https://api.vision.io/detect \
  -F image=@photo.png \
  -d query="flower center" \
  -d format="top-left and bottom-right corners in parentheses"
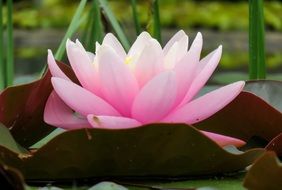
top-left (125, 56), bottom-right (133, 64)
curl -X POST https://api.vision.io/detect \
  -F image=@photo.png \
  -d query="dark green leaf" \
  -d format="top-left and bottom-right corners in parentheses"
top-left (0, 123), bottom-right (27, 154)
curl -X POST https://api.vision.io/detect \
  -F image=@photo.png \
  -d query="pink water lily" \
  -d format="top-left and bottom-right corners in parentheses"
top-left (44, 30), bottom-right (245, 147)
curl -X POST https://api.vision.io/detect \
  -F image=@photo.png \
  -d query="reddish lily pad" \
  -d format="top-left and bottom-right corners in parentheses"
top-left (0, 163), bottom-right (25, 190)
top-left (265, 133), bottom-right (282, 157)
top-left (0, 123), bottom-right (264, 181)
top-left (195, 92), bottom-right (282, 142)
top-left (0, 62), bottom-right (77, 148)
top-left (244, 80), bottom-right (282, 112)
top-left (243, 152), bottom-right (282, 190)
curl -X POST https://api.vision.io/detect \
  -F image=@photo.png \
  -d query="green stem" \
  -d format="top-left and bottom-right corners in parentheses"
top-left (249, 0), bottom-right (266, 79)
top-left (99, 0), bottom-right (130, 51)
top-left (130, 0), bottom-right (141, 35)
top-left (6, 0), bottom-right (14, 86)
top-left (152, 0), bottom-right (161, 43)
top-left (0, 0), bottom-right (4, 89)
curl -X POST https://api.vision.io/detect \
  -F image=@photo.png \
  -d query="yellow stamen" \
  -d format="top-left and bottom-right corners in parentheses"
top-left (125, 56), bottom-right (133, 64)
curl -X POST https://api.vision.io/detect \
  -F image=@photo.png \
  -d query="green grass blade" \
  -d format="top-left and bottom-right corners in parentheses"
top-left (152, 0), bottom-right (161, 43)
top-left (130, 0), bottom-right (141, 35)
top-left (249, 0), bottom-right (266, 79)
top-left (40, 0), bottom-right (87, 76)
top-left (89, 0), bottom-right (104, 51)
top-left (54, 0), bottom-right (88, 60)
top-left (81, 5), bottom-right (94, 47)
top-left (0, 0), bottom-right (5, 89)
top-left (98, 0), bottom-right (130, 51)
top-left (6, 0), bottom-right (14, 86)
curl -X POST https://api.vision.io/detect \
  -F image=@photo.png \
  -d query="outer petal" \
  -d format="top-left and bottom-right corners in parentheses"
top-left (132, 71), bottom-right (177, 123)
top-left (44, 91), bottom-right (91, 130)
top-left (163, 81), bottom-right (245, 124)
top-left (179, 45), bottom-right (222, 106)
top-left (128, 31), bottom-right (152, 57)
top-left (102, 33), bottom-right (126, 59)
top-left (134, 39), bottom-right (164, 87)
top-left (51, 77), bottom-right (120, 116)
top-left (201, 131), bottom-right (246, 147)
top-left (47, 50), bottom-right (70, 80)
top-left (163, 30), bottom-right (188, 55)
top-left (66, 39), bottom-right (101, 96)
top-left (87, 115), bottom-right (142, 129)
top-left (97, 45), bottom-right (139, 116)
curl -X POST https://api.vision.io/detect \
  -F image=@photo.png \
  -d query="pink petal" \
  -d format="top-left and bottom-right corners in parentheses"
top-left (179, 45), bottom-right (222, 106)
top-left (201, 131), bottom-right (246, 147)
top-left (51, 77), bottom-right (120, 116)
top-left (164, 34), bottom-right (189, 69)
top-left (128, 31), bottom-right (152, 57)
top-left (97, 45), bottom-right (139, 117)
top-left (134, 39), bottom-right (164, 87)
top-left (132, 71), bottom-right (177, 123)
top-left (163, 81), bottom-right (245, 124)
top-left (44, 91), bottom-right (91, 130)
top-left (173, 52), bottom-right (198, 106)
top-left (187, 32), bottom-right (203, 59)
top-left (87, 115), bottom-right (142, 129)
top-left (66, 39), bottom-right (101, 96)
top-left (163, 30), bottom-right (188, 55)
top-left (102, 33), bottom-right (126, 59)
top-left (196, 47), bottom-right (218, 74)
top-left (47, 50), bottom-right (70, 80)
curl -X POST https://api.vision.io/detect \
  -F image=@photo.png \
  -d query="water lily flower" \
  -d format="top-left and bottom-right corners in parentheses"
top-left (44, 30), bottom-right (245, 147)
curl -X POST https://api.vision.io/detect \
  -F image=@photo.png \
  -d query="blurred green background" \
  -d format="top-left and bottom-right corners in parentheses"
top-left (1, 0), bottom-right (282, 84)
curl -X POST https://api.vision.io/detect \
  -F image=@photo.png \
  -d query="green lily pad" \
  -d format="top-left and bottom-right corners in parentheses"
top-left (196, 92), bottom-right (282, 142)
top-left (0, 62), bottom-right (77, 148)
top-left (0, 123), bottom-right (28, 154)
top-left (0, 123), bottom-right (263, 181)
top-left (244, 80), bottom-right (282, 112)
top-left (266, 133), bottom-right (282, 157)
top-left (243, 152), bottom-right (282, 190)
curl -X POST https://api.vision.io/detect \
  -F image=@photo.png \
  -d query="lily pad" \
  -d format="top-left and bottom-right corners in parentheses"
top-left (266, 133), bottom-right (282, 157)
top-left (0, 124), bottom-right (263, 181)
top-left (196, 92), bottom-right (282, 142)
top-left (0, 163), bottom-right (25, 190)
top-left (0, 123), bottom-right (28, 154)
top-left (0, 62), bottom-right (77, 148)
top-left (244, 80), bottom-right (282, 112)
top-left (243, 152), bottom-right (282, 190)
